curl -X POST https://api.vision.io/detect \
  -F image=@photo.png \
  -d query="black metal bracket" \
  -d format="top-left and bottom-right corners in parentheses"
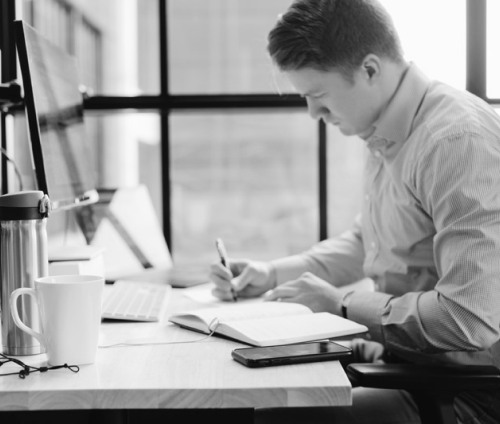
top-left (0, 81), bottom-right (22, 110)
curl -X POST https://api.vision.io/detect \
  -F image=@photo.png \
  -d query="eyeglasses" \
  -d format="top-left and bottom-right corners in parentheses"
top-left (0, 353), bottom-right (79, 379)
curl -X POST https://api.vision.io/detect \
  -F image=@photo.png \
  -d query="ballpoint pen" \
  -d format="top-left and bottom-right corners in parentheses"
top-left (215, 238), bottom-right (238, 302)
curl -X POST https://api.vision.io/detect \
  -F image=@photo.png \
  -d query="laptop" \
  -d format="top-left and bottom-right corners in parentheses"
top-left (77, 184), bottom-right (209, 288)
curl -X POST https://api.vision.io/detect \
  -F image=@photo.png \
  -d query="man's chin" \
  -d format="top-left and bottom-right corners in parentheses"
top-left (340, 124), bottom-right (375, 139)
top-left (336, 125), bottom-right (356, 136)
top-left (325, 121), bottom-right (359, 137)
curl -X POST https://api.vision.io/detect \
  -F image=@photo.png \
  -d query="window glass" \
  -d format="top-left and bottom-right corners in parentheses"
top-left (170, 111), bottom-right (317, 265)
top-left (9, 109), bottom-right (162, 245)
top-left (84, 113), bottom-right (163, 221)
top-left (169, 0), bottom-right (466, 94)
top-left (168, 0), bottom-right (292, 95)
top-left (381, 0), bottom-right (466, 89)
top-left (487, 0), bottom-right (500, 98)
top-left (20, 0), bottom-right (160, 96)
top-left (10, 113), bottom-right (35, 193)
top-left (327, 129), bottom-right (366, 237)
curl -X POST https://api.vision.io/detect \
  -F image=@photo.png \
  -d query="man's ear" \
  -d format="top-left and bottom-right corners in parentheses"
top-left (362, 54), bottom-right (381, 81)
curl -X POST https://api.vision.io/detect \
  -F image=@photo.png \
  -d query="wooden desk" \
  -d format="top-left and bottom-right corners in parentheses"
top-left (0, 285), bottom-right (351, 412)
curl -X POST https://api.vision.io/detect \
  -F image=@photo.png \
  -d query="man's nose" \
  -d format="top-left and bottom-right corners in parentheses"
top-left (306, 98), bottom-right (327, 121)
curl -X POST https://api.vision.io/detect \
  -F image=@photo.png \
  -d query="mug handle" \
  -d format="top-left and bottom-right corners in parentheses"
top-left (10, 288), bottom-right (45, 346)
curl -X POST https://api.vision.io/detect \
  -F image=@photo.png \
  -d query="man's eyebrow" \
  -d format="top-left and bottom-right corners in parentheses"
top-left (301, 90), bottom-right (314, 96)
top-left (301, 90), bottom-right (323, 98)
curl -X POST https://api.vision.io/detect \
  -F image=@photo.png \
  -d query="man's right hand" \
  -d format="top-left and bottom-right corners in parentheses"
top-left (210, 259), bottom-right (276, 301)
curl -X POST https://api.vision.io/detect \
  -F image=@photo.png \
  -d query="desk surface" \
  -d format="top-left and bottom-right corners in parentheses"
top-left (0, 284), bottom-right (351, 411)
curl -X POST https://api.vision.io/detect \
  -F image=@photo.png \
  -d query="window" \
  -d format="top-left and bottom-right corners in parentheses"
top-left (171, 111), bottom-right (317, 264)
top-left (168, 0), bottom-right (292, 94)
top-left (381, 0), bottom-right (466, 90)
top-left (20, 0), bottom-right (160, 96)
top-left (327, 127), bottom-right (365, 237)
top-left (1, 0), bottom-right (497, 268)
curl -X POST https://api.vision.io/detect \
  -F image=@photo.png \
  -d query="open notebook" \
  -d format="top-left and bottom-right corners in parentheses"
top-left (169, 301), bottom-right (368, 347)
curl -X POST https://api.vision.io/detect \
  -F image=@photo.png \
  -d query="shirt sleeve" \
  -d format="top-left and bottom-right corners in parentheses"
top-left (348, 132), bottom-right (500, 355)
top-left (271, 214), bottom-right (366, 286)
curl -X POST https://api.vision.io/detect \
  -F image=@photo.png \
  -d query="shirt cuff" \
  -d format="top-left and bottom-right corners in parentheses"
top-left (269, 255), bottom-right (308, 285)
top-left (347, 290), bottom-right (393, 343)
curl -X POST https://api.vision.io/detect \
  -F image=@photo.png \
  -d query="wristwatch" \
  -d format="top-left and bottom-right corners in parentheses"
top-left (341, 291), bottom-right (355, 319)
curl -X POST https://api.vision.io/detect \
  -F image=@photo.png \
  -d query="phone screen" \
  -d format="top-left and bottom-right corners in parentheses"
top-left (232, 340), bottom-right (351, 367)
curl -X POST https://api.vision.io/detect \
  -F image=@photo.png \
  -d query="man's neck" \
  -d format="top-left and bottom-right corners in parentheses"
top-left (360, 61), bottom-right (410, 140)
top-left (380, 61), bottom-right (410, 113)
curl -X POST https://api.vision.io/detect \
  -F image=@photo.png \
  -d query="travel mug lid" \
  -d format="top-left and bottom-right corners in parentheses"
top-left (0, 191), bottom-right (44, 208)
top-left (0, 190), bottom-right (49, 220)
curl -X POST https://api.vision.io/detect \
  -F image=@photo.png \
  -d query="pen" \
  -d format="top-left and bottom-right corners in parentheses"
top-left (215, 238), bottom-right (238, 301)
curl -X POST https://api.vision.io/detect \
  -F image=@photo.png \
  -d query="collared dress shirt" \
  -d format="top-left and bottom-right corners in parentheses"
top-left (272, 63), bottom-right (500, 368)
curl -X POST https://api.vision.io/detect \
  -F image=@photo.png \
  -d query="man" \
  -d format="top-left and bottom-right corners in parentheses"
top-left (210, 0), bottom-right (500, 422)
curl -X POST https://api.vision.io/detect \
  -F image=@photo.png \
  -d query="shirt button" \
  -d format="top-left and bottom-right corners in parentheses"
top-left (365, 194), bottom-right (370, 201)
top-left (374, 150), bottom-right (382, 158)
top-left (371, 241), bottom-right (376, 248)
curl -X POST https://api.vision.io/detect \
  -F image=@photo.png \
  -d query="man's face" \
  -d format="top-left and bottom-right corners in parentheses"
top-left (284, 66), bottom-right (380, 138)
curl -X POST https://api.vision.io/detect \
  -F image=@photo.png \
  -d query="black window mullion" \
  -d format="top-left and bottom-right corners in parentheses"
top-left (318, 120), bottom-right (328, 241)
top-left (0, 0), bottom-right (17, 195)
top-left (466, 0), bottom-right (487, 99)
top-left (1, 0), bottom-right (16, 84)
top-left (84, 94), bottom-right (305, 110)
top-left (160, 0), bottom-right (172, 251)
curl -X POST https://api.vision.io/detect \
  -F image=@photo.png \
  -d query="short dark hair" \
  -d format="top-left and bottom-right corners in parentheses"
top-left (267, 0), bottom-right (404, 77)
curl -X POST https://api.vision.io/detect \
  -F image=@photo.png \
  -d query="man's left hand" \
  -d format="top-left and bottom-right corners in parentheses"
top-left (264, 272), bottom-right (344, 315)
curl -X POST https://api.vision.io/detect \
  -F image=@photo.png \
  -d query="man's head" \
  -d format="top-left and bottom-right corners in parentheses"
top-left (268, 0), bottom-right (404, 77)
top-left (268, 0), bottom-right (407, 137)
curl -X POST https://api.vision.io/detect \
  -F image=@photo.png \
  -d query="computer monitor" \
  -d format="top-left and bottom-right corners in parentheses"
top-left (14, 20), bottom-right (98, 211)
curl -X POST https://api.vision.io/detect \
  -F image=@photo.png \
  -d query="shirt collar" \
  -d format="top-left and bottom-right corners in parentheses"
top-left (366, 63), bottom-right (431, 154)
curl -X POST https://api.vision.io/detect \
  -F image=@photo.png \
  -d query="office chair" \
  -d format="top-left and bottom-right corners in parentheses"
top-left (346, 363), bottom-right (500, 424)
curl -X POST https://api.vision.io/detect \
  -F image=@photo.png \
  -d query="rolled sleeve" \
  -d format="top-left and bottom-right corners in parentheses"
top-left (270, 255), bottom-right (309, 285)
top-left (270, 215), bottom-right (366, 287)
top-left (346, 290), bottom-right (393, 342)
top-left (303, 216), bottom-right (366, 286)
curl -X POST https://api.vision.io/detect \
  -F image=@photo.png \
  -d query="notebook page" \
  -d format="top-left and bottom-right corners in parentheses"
top-left (220, 312), bottom-right (368, 346)
top-left (199, 301), bottom-right (310, 323)
top-left (169, 301), bottom-right (312, 330)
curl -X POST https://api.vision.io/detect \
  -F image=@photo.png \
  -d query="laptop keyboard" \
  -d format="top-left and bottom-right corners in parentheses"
top-left (102, 280), bottom-right (171, 322)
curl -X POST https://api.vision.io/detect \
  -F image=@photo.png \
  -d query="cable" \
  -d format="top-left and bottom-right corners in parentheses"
top-left (0, 147), bottom-right (24, 191)
top-left (99, 318), bottom-right (220, 349)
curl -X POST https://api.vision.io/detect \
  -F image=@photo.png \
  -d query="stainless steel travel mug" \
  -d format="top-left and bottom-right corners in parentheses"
top-left (0, 191), bottom-right (50, 355)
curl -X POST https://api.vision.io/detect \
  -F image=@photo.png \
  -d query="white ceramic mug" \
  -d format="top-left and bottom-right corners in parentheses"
top-left (10, 275), bottom-right (104, 365)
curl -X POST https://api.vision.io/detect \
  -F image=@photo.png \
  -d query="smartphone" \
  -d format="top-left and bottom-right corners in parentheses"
top-left (231, 340), bottom-right (352, 368)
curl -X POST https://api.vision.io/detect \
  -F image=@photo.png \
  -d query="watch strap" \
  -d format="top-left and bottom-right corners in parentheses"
top-left (341, 291), bottom-right (355, 319)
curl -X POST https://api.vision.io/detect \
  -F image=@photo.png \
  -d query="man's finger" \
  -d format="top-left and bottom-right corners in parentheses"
top-left (232, 266), bottom-right (253, 291)
top-left (264, 286), bottom-right (297, 301)
top-left (212, 287), bottom-right (235, 301)
top-left (210, 262), bottom-right (233, 285)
